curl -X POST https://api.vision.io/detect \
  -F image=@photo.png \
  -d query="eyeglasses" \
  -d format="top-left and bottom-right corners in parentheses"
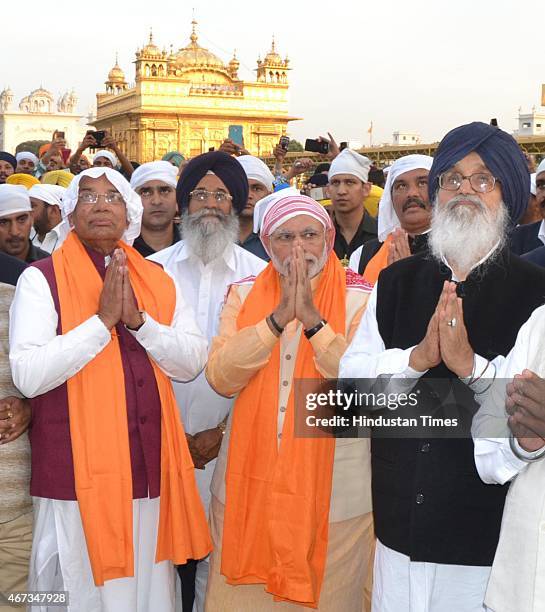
top-left (270, 229), bottom-right (324, 245)
top-left (438, 171), bottom-right (498, 193)
top-left (189, 189), bottom-right (233, 203)
top-left (138, 185), bottom-right (174, 198)
top-left (78, 191), bottom-right (125, 205)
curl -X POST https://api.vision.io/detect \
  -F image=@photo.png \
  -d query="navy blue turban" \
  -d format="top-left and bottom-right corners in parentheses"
top-left (177, 151), bottom-right (249, 214)
top-left (428, 122), bottom-right (529, 224)
top-left (0, 152), bottom-right (17, 171)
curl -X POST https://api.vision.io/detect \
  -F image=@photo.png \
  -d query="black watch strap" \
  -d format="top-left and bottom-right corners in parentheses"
top-left (304, 319), bottom-right (327, 339)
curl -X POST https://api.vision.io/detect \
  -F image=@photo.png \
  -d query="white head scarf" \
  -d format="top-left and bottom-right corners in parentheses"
top-left (130, 161), bottom-right (178, 191)
top-left (328, 149), bottom-right (372, 183)
top-left (92, 150), bottom-right (118, 168)
top-left (236, 155), bottom-right (274, 192)
top-left (530, 173), bottom-right (537, 196)
top-left (16, 151), bottom-right (38, 166)
top-left (537, 158), bottom-right (545, 178)
top-left (377, 154), bottom-right (434, 242)
top-left (62, 167), bottom-right (143, 244)
top-left (0, 184), bottom-right (32, 218)
top-left (29, 184), bottom-right (65, 211)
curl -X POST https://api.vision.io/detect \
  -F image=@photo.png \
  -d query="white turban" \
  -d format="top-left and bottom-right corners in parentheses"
top-left (328, 149), bottom-right (372, 183)
top-left (0, 184), bottom-right (32, 218)
top-left (530, 173), bottom-right (536, 196)
top-left (29, 184), bottom-right (65, 211)
top-left (377, 154), bottom-right (434, 242)
top-left (537, 158), bottom-right (545, 177)
top-left (16, 151), bottom-right (38, 166)
top-left (236, 155), bottom-right (274, 192)
top-left (62, 167), bottom-right (143, 245)
top-left (130, 161), bottom-right (178, 191)
top-left (92, 150), bottom-right (118, 168)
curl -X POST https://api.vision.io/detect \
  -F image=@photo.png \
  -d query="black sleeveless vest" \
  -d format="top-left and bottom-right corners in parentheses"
top-left (373, 248), bottom-right (545, 566)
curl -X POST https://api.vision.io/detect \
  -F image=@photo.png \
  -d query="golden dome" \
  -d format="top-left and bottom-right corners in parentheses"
top-left (108, 54), bottom-right (126, 82)
top-left (141, 29), bottom-right (161, 57)
top-left (263, 37), bottom-right (282, 65)
top-left (174, 20), bottom-right (225, 70)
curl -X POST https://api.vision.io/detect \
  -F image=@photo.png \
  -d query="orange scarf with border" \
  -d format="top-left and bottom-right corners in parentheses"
top-left (52, 232), bottom-right (211, 585)
top-left (361, 233), bottom-right (393, 285)
top-left (221, 254), bottom-right (346, 608)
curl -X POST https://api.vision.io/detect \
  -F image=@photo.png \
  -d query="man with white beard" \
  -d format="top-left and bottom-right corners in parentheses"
top-left (149, 151), bottom-right (267, 612)
top-left (339, 122), bottom-right (545, 612)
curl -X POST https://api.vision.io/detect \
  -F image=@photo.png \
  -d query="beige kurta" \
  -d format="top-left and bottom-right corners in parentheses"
top-left (205, 275), bottom-right (374, 611)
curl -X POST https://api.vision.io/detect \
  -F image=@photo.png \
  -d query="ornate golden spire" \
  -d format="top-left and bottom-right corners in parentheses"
top-left (190, 19), bottom-right (198, 45)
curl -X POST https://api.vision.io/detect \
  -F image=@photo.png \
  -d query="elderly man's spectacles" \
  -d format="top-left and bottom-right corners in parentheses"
top-left (189, 189), bottom-right (233, 203)
top-left (270, 229), bottom-right (324, 245)
top-left (438, 171), bottom-right (498, 193)
top-left (78, 191), bottom-right (125, 205)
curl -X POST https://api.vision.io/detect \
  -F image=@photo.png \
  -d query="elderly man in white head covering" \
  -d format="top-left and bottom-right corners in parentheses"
top-left (327, 148), bottom-right (376, 266)
top-left (349, 154), bottom-right (434, 281)
top-left (9, 166), bottom-right (211, 612)
top-left (29, 184), bottom-right (69, 253)
top-left (0, 185), bottom-right (49, 263)
top-left (16, 152), bottom-right (39, 176)
top-left (130, 160), bottom-right (180, 257)
top-left (235, 154), bottom-right (274, 261)
top-left (204, 189), bottom-right (375, 611)
top-left (92, 149), bottom-right (118, 170)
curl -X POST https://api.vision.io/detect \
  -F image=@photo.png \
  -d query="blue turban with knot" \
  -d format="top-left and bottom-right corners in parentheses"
top-left (176, 151), bottom-right (249, 215)
top-left (428, 122), bottom-right (529, 225)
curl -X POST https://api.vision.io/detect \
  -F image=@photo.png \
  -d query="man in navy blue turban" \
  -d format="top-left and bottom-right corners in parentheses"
top-left (0, 152), bottom-right (17, 184)
top-left (177, 150), bottom-right (248, 214)
top-left (339, 121), bottom-right (545, 611)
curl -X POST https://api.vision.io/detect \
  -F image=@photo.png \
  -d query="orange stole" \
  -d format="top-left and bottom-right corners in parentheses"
top-left (361, 233), bottom-right (393, 285)
top-left (221, 254), bottom-right (346, 608)
top-left (52, 232), bottom-right (211, 586)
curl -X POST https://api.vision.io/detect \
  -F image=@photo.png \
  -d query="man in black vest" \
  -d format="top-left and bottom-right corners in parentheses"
top-left (340, 122), bottom-right (545, 611)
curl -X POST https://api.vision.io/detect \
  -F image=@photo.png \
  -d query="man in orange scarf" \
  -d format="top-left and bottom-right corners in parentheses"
top-left (9, 167), bottom-right (211, 611)
top-left (205, 189), bottom-right (374, 610)
top-left (349, 155), bottom-right (433, 283)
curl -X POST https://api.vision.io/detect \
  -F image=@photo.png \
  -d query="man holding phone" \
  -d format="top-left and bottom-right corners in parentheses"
top-left (70, 130), bottom-right (134, 178)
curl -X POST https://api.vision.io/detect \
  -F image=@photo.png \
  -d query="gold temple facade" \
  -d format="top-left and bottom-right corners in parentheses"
top-left (93, 22), bottom-right (298, 162)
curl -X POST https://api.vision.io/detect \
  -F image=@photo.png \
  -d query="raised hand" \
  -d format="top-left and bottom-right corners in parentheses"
top-left (438, 282), bottom-right (474, 377)
top-left (387, 228), bottom-right (412, 266)
top-left (272, 251), bottom-right (297, 329)
top-left (119, 251), bottom-right (143, 329)
top-left (97, 249), bottom-right (123, 329)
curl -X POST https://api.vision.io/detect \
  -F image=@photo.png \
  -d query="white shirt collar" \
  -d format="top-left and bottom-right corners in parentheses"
top-left (440, 239), bottom-right (502, 283)
top-left (538, 219), bottom-right (545, 246)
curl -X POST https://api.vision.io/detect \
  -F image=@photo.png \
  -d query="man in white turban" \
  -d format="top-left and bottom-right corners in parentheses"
top-left (327, 148), bottom-right (376, 266)
top-left (29, 184), bottom-right (68, 253)
top-left (130, 161), bottom-right (180, 257)
top-left (349, 154), bottom-right (433, 282)
top-left (235, 154), bottom-right (274, 261)
top-left (15, 152), bottom-right (39, 176)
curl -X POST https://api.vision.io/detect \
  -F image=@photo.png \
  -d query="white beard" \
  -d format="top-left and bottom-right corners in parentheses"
top-left (429, 194), bottom-right (508, 277)
top-left (182, 208), bottom-right (240, 265)
top-left (271, 243), bottom-right (328, 278)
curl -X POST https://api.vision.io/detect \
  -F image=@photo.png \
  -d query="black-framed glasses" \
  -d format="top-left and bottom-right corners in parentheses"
top-left (438, 171), bottom-right (498, 194)
top-left (77, 191), bottom-right (125, 205)
top-left (189, 189), bottom-right (233, 203)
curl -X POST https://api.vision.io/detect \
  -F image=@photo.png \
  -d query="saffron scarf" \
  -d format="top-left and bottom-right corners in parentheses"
top-left (52, 232), bottom-right (211, 585)
top-left (221, 254), bottom-right (346, 608)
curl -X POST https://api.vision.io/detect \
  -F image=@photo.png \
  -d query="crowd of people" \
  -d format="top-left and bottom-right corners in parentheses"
top-left (0, 120), bottom-right (544, 612)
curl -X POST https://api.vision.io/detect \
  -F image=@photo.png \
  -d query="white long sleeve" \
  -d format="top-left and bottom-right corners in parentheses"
top-left (9, 266), bottom-right (207, 398)
top-left (472, 307), bottom-right (545, 485)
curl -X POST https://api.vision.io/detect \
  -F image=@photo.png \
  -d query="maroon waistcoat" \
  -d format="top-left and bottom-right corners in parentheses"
top-left (29, 249), bottom-right (162, 500)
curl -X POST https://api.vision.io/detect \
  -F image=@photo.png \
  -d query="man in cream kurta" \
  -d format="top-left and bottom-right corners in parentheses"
top-left (205, 190), bottom-right (374, 611)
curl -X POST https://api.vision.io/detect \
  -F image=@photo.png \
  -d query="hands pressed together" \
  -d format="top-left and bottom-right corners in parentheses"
top-left (409, 281), bottom-right (474, 377)
top-left (271, 245), bottom-right (322, 332)
top-left (505, 370), bottom-right (545, 452)
top-left (97, 249), bottom-right (144, 331)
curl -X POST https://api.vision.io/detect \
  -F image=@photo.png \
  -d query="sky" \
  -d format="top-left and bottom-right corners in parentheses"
top-left (3, 0), bottom-right (543, 148)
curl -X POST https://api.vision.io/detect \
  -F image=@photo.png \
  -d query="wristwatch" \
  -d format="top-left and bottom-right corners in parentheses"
top-left (304, 319), bottom-right (327, 339)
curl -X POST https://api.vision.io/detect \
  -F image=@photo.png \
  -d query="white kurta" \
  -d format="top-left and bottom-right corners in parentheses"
top-left (31, 220), bottom-right (70, 254)
top-left (472, 305), bottom-right (545, 612)
top-left (149, 241), bottom-right (266, 612)
top-left (338, 257), bottom-right (503, 612)
top-left (8, 259), bottom-right (208, 612)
